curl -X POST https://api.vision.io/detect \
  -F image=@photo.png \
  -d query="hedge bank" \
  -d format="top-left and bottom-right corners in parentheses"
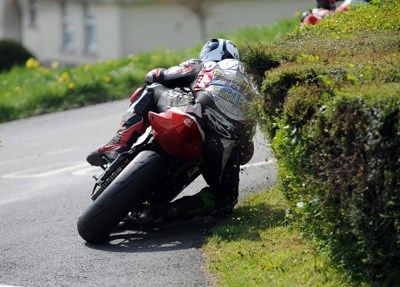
top-left (244, 0), bottom-right (399, 285)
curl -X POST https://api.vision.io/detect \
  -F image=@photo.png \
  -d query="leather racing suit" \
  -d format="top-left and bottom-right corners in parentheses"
top-left (90, 58), bottom-right (257, 220)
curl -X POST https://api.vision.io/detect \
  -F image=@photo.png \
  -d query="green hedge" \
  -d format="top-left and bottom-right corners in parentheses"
top-left (245, 0), bottom-right (400, 285)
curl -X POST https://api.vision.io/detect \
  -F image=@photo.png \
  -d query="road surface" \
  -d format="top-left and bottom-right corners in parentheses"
top-left (0, 99), bottom-right (277, 287)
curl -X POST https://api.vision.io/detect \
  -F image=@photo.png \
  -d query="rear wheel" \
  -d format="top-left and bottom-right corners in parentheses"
top-left (77, 150), bottom-right (167, 244)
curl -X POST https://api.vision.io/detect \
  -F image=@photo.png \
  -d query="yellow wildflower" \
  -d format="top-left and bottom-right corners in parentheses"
top-left (25, 58), bottom-right (40, 69)
top-left (68, 82), bottom-right (75, 89)
top-left (103, 75), bottom-right (111, 82)
top-left (59, 72), bottom-right (70, 82)
top-left (83, 65), bottom-right (91, 71)
top-left (14, 86), bottom-right (20, 92)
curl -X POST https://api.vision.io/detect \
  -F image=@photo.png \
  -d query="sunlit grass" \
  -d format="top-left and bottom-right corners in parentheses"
top-left (202, 187), bottom-right (354, 287)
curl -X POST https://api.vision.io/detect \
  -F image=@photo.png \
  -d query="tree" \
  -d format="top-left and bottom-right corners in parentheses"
top-left (0, 39), bottom-right (35, 72)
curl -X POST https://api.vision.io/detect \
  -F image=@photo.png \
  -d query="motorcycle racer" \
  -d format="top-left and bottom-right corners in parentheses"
top-left (86, 38), bottom-right (257, 223)
top-left (301, 0), bottom-right (371, 27)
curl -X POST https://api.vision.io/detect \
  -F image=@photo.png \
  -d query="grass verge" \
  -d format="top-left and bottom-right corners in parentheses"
top-left (202, 186), bottom-right (354, 286)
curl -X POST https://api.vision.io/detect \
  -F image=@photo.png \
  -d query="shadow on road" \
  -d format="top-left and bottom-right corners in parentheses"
top-left (83, 217), bottom-right (218, 253)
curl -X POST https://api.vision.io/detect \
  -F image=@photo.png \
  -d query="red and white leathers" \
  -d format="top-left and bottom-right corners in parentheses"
top-left (87, 57), bottom-right (257, 220)
top-left (86, 58), bottom-right (202, 166)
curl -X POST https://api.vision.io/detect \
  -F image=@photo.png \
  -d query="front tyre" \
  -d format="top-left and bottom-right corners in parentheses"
top-left (77, 150), bottom-right (167, 244)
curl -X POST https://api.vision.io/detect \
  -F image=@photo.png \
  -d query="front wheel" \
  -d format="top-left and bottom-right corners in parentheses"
top-left (77, 150), bottom-right (167, 244)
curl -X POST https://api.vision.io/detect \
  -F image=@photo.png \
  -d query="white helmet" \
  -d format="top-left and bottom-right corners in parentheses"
top-left (199, 38), bottom-right (240, 62)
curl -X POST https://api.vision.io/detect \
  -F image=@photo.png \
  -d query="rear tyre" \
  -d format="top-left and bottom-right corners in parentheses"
top-left (77, 150), bottom-right (167, 244)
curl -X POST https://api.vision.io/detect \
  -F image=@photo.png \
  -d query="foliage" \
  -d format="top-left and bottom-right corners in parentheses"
top-left (305, 88), bottom-right (400, 283)
top-left (295, 0), bottom-right (400, 36)
top-left (0, 40), bottom-right (35, 72)
top-left (245, 0), bottom-right (400, 285)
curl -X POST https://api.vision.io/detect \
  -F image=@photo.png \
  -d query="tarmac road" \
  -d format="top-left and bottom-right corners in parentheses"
top-left (0, 99), bottom-right (277, 287)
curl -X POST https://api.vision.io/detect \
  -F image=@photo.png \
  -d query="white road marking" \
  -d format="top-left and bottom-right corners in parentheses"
top-left (0, 148), bottom-right (76, 166)
top-left (45, 148), bottom-right (75, 156)
top-left (0, 159), bottom-right (277, 205)
top-left (1, 159), bottom-right (276, 179)
top-left (2, 162), bottom-right (88, 178)
top-left (72, 166), bottom-right (99, 176)
top-left (241, 158), bottom-right (276, 168)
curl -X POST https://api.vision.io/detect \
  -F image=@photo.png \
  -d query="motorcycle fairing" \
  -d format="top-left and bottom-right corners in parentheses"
top-left (148, 108), bottom-right (204, 163)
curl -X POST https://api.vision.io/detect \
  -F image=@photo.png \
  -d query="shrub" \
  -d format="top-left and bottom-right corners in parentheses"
top-left (245, 0), bottom-right (400, 285)
top-left (0, 40), bottom-right (35, 72)
top-left (307, 87), bottom-right (400, 284)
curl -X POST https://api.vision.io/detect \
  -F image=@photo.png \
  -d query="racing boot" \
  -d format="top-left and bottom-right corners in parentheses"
top-left (119, 188), bottom-right (218, 229)
top-left (138, 206), bottom-right (177, 226)
top-left (87, 87), bottom-right (149, 166)
top-left (164, 187), bottom-right (217, 221)
top-left (118, 206), bottom-right (178, 229)
top-left (169, 187), bottom-right (236, 220)
top-left (86, 113), bottom-right (146, 166)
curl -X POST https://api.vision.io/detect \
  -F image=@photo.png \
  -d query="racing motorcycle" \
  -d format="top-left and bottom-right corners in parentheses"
top-left (300, 8), bottom-right (333, 27)
top-left (77, 104), bottom-right (205, 244)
